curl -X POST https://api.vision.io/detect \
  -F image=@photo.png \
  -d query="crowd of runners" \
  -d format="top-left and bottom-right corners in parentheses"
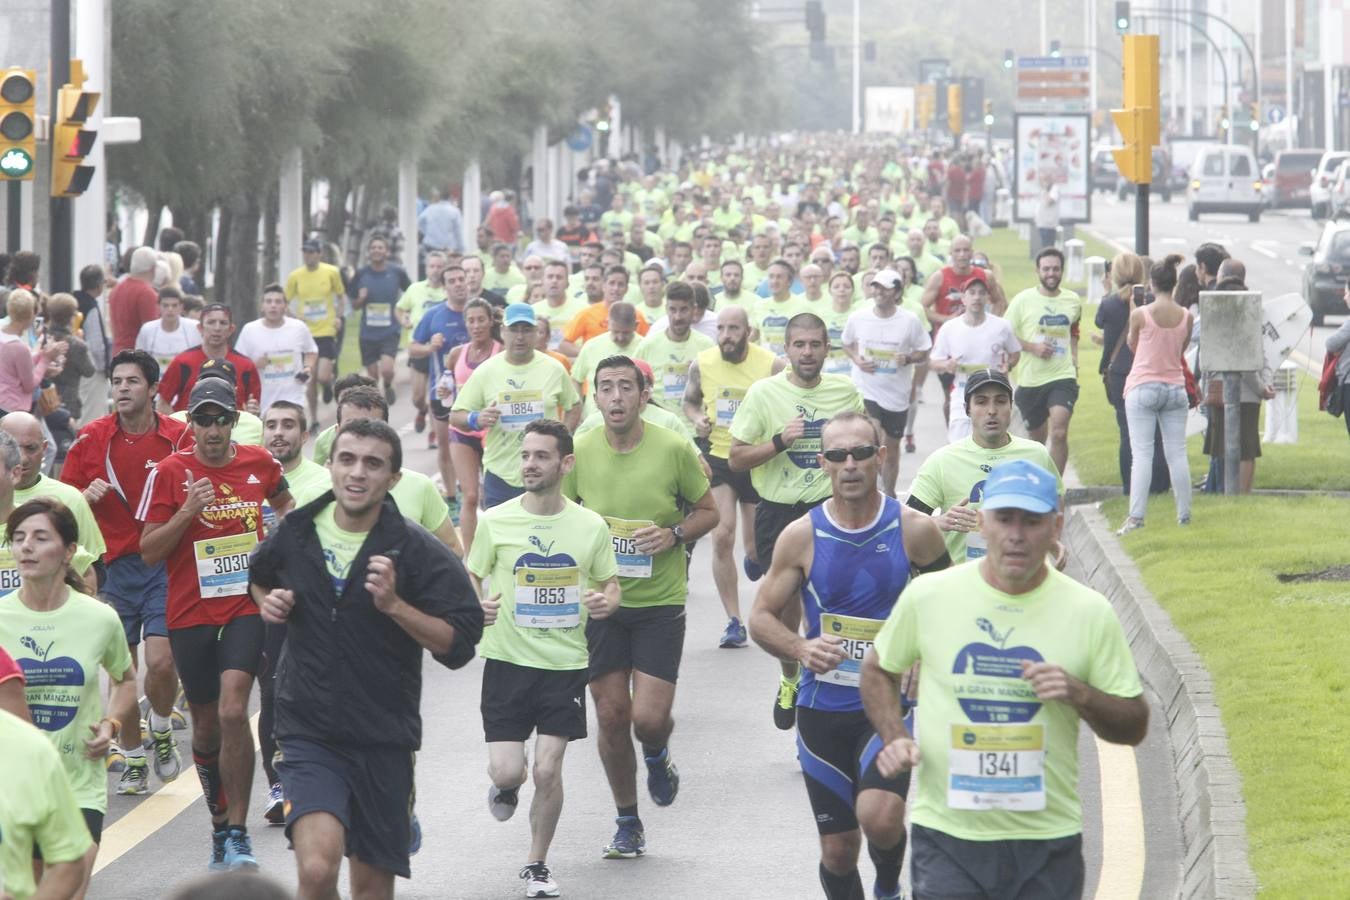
top-left (0, 135), bottom-right (1151, 900)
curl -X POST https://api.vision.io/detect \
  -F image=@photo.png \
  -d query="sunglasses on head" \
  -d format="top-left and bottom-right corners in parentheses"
top-left (821, 444), bottom-right (878, 463)
top-left (191, 412), bottom-right (234, 427)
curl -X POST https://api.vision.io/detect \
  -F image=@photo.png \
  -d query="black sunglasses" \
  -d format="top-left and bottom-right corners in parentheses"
top-left (191, 412), bottom-right (235, 428)
top-left (821, 444), bottom-right (878, 463)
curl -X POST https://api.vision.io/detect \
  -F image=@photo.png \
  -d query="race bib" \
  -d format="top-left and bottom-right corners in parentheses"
top-left (866, 345), bottom-right (900, 375)
top-left (194, 532), bottom-right (258, 598)
top-left (1039, 324), bottom-right (1070, 358)
top-left (155, 354), bottom-right (176, 373)
top-left (661, 366), bottom-right (686, 402)
top-left (264, 353), bottom-right (295, 380)
top-left (303, 300), bottom-right (329, 322)
top-left (513, 565), bottom-right (581, 629)
top-left (0, 546), bottom-right (20, 592)
top-left (365, 302), bottom-right (393, 328)
top-left (966, 529), bottom-right (988, 561)
top-left (714, 391), bottom-right (744, 428)
top-left (818, 614), bottom-right (884, 688)
top-left (947, 723), bottom-right (1046, 811)
top-left (497, 389), bottom-right (545, 432)
top-left (604, 516), bottom-right (655, 579)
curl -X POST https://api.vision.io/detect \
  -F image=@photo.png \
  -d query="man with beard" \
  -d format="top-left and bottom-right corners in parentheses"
top-left (728, 313), bottom-right (864, 730)
top-left (1006, 248), bottom-right (1082, 475)
top-left (684, 306), bottom-right (785, 648)
top-left (717, 259), bottom-right (755, 308)
top-left (633, 283), bottom-right (713, 435)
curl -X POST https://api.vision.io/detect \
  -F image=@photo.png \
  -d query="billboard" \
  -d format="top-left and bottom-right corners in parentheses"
top-left (1013, 113), bottom-right (1092, 224)
top-left (864, 87), bottom-right (915, 134)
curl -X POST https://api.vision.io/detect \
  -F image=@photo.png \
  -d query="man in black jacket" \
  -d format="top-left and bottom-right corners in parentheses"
top-left (250, 418), bottom-right (483, 898)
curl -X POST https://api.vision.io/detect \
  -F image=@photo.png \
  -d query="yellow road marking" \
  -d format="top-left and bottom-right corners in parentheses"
top-left (1092, 736), bottom-right (1146, 900)
top-left (93, 713), bottom-right (261, 875)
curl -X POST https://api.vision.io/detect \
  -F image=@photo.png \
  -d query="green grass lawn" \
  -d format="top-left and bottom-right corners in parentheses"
top-left (1103, 494), bottom-right (1350, 897)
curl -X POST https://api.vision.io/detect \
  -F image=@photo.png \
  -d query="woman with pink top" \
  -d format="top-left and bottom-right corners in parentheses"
top-left (0, 290), bottom-right (68, 415)
top-left (1118, 254), bottom-right (1194, 534)
top-left (442, 298), bottom-right (501, 554)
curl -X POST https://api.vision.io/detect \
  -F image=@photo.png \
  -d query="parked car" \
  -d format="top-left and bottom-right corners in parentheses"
top-left (1298, 219), bottom-right (1350, 325)
top-left (1269, 149), bottom-right (1324, 209)
top-left (1186, 144), bottom-right (1263, 222)
top-left (1115, 146), bottom-right (1172, 201)
top-left (1090, 147), bottom-right (1118, 193)
top-left (1328, 161), bottom-right (1350, 218)
top-left (1310, 151), bottom-right (1350, 218)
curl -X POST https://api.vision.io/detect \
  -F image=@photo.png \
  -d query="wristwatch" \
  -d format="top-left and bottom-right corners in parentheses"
top-left (669, 523), bottom-right (685, 545)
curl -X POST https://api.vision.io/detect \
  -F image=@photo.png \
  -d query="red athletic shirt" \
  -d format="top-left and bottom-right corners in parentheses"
top-left (0, 644), bottom-right (22, 687)
top-left (158, 348), bottom-right (261, 412)
top-left (61, 413), bottom-right (188, 561)
top-left (935, 266), bottom-right (971, 320)
top-left (137, 445), bottom-right (286, 630)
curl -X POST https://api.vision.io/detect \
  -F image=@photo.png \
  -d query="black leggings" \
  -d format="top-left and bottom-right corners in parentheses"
top-left (257, 622), bottom-right (287, 785)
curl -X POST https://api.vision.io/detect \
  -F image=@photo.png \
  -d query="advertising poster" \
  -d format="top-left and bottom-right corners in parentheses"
top-left (1013, 113), bottom-right (1091, 224)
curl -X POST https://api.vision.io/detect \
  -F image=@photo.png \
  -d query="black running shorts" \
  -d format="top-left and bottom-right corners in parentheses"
top-left (796, 706), bottom-right (911, 835)
top-left (168, 616), bottom-right (265, 706)
top-left (585, 604), bottom-right (686, 684)
top-left (480, 659), bottom-right (588, 742)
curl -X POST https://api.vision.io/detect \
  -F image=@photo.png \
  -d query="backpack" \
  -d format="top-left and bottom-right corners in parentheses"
top-left (1320, 350), bottom-right (1343, 416)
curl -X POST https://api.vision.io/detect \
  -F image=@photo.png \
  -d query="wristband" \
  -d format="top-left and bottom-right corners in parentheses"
top-left (772, 433), bottom-right (787, 453)
top-left (468, 410), bottom-right (480, 430)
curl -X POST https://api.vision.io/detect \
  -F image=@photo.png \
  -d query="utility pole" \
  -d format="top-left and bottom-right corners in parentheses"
top-left (49, 0), bottom-right (73, 292)
top-left (1286, 0), bottom-right (1295, 146)
top-left (851, 0), bottom-right (861, 134)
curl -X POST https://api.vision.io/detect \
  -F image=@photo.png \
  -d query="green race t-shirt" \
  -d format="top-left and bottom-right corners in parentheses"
top-left (0, 709), bottom-right (93, 898)
top-left (14, 475), bottom-right (106, 560)
top-left (313, 504), bottom-right (369, 594)
top-left (532, 294), bottom-right (592, 350)
top-left (0, 542), bottom-right (96, 593)
top-left (311, 423), bottom-right (336, 465)
top-left (908, 436), bottom-right (1063, 562)
top-left (571, 334), bottom-right (642, 417)
top-left (397, 280), bottom-right (446, 327)
top-left (467, 496), bottom-right (618, 670)
top-left (633, 328), bottom-right (714, 429)
top-left (728, 371), bottom-right (864, 504)
top-left (283, 457), bottom-right (332, 507)
top-left (751, 295), bottom-right (810, 356)
top-left (0, 588), bottom-right (133, 813)
top-left (563, 423), bottom-right (709, 608)
top-left (1006, 288), bottom-right (1082, 388)
top-left (452, 352), bottom-right (579, 487)
top-left (389, 470), bottom-right (450, 532)
top-left (576, 403), bottom-right (697, 448)
top-left (872, 563), bottom-right (1143, 842)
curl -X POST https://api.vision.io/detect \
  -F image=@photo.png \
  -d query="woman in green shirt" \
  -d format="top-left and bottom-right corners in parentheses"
top-left (0, 497), bottom-right (136, 897)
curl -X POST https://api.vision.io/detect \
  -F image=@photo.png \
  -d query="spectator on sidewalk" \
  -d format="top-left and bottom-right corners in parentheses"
top-left (43, 293), bottom-right (94, 469)
top-left (74, 264), bottom-right (112, 423)
top-left (109, 246), bottom-right (160, 353)
top-left (0, 290), bottom-right (66, 416)
top-left (1326, 289), bottom-right (1350, 439)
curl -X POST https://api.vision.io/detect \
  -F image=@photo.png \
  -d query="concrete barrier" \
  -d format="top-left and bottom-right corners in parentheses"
top-left (1064, 506), bottom-right (1257, 899)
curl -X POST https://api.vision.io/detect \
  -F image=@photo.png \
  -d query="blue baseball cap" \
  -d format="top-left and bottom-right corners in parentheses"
top-left (980, 459), bottom-right (1059, 514)
top-left (504, 302), bottom-right (537, 327)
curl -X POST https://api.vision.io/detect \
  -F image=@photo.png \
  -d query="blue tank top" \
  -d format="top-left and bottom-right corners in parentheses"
top-left (798, 496), bottom-right (910, 712)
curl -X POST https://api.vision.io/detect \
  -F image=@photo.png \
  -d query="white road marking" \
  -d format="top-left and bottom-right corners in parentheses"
top-left (1251, 241), bottom-right (1279, 259)
top-left (1092, 737), bottom-right (1147, 899)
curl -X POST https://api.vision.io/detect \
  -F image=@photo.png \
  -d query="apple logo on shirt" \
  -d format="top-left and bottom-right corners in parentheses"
top-left (951, 617), bottom-right (1043, 723)
top-left (18, 635), bottom-right (85, 732)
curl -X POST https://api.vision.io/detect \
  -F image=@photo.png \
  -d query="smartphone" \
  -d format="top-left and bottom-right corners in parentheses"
top-left (294, 370), bottom-right (310, 383)
top-left (33, 315), bottom-right (44, 334)
top-left (1131, 285), bottom-right (1146, 306)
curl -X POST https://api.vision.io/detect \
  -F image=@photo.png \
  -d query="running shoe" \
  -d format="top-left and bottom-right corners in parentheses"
top-left (489, 784), bottom-right (520, 821)
top-left (223, 827), bottom-right (258, 870)
top-left (904, 435), bottom-right (916, 454)
top-left (742, 555), bottom-right (764, 582)
top-left (773, 672), bottom-right (800, 730)
top-left (644, 747), bottom-right (679, 807)
top-left (874, 885), bottom-right (906, 900)
top-left (264, 783), bottom-right (285, 825)
top-left (384, 385), bottom-right (397, 406)
top-left (415, 410), bottom-right (427, 433)
top-left (105, 742), bottom-right (127, 773)
top-left (209, 827), bottom-right (229, 871)
top-left (428, 431), bottom-right (438, 449)
top-left (718, 617), bottom-right (748, 649)
top-left (1115, 518), bottom-right (1144, 536)
top-left (601, 816), bottom-right (646, 859)
top-left (150, 727), bottom-right (181, 782)
top-left (170, 706), bottom-right (188, 731)
top-left (409, 813), bottom-right (422, 855)
top-left (520, 861), bottom-right (560, 898)
top-left (117, 757), bottom-right (149, 795)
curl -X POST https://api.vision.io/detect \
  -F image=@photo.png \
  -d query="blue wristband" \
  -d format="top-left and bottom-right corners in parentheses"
top-left (468, 410), bottom-right (480, 430)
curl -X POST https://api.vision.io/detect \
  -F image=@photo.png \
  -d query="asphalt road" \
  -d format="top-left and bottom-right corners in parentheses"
top-left (86, 362), bottom-right (1183, 899)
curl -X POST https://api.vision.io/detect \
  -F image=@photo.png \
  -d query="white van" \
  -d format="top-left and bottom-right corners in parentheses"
top-left (1186, 144), bottom-right (1263, 222)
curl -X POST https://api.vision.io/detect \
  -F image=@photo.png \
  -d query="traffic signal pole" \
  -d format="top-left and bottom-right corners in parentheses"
top-left (49, 0), bottom-right (72, 292)
top-left (6, 182), bottom-right (18, 254)
top-left (1135, 183), bottom-right (1149, 256)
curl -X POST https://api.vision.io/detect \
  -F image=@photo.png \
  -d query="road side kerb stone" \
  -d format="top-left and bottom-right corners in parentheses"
top-left (1065, 505), bottom-right (1257, 900)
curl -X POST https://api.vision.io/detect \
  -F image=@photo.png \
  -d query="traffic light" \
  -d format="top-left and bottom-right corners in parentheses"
top-left (1110, 34), bottom-right (1159, 184)
top-left (1218, 105), bottom-right (1231, 132)
top-left (0, 67), bottom-right (37, 182)
top-left (1248, 102), bottom-right (1260, 131)
top-left (947, 82), bottom-right (963, 135)
top-left (1003, 49), bottom-right (1014, 70)
top-left (805, 0), bottom-right (825, 42)
top-left (1115, 1), bottom-right (1130, 32)
top-left (595, 100), bottom-right (612, 133)
top-left (983, 100), bottom-right (994, 127)
top-left (916, 84), bottom-right (935, 129)
top-left (50, 66), bottom-right (100, 197)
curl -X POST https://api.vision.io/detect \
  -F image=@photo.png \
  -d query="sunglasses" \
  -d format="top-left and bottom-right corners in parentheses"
top-left (191, 412), bottom-right (235, 427)
top-left (821, 444), bottom-right (878, 463)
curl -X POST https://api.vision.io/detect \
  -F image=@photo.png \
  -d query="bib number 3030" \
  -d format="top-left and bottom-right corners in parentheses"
top-left (194, 533), bottom-right (259, 598)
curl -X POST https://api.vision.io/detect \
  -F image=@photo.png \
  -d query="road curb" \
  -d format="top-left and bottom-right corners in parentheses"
top-left (1063, 505), bottom-right (1257, 899)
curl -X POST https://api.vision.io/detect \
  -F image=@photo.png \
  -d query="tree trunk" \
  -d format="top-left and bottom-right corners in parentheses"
top-left (142, 201), bottom-right (164, 247)
top-left (262, 186), bottom-right (279, 285)
top-left (214, 191), bottom-right (262, 325)
top-left (322, 176), bottom-right (349, 244)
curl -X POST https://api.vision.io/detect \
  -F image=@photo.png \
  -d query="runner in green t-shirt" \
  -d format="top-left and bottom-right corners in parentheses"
top-left (0, 499), bottom-right (137, 885)
top-left (562, 355), bottom-right (716, 862)
top-left (862, 459), bottom-right (1147, 897)
top-left (1005, 247), bottom-right (1082, 476)
top-left (571, 302), bottom-right (642, 418)
top-left (751, 261), bottom-right (809, 356)
top-left (466, 419), bottom-right (620, 898)
top-left (396, 250), bottom-right (449, 435)
top-left (2, 413), bottom-right (107, 561)
top-left (728, 311), bottom-right (864, 731)
top-left (906, 371), bottom-right (1064, 563)
top-left (451, 303), bottom-right (581, 508)
top-left (633, 283), bottom-right (713, 435)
